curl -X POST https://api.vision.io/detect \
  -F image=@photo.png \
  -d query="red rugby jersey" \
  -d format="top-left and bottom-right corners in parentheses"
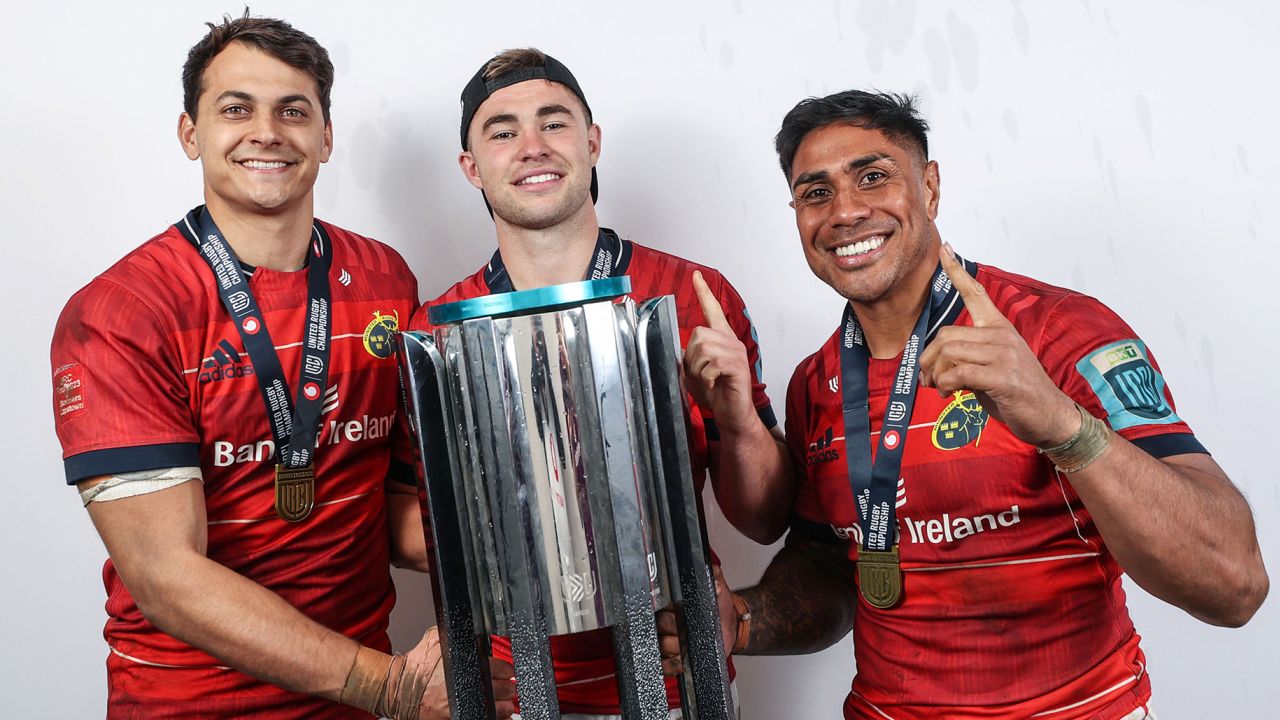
top-left (51, 211), bottom-right (418, 718)
top-left (787, 263), bottom-right (1203, 720)
top-left (409, 230), bottom-right (774, 714)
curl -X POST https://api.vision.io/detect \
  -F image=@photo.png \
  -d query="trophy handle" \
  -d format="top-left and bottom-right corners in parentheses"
top-left (397, 330), bottom-right (497, 720)
top-left (636, 297), bottom-right (734, 720)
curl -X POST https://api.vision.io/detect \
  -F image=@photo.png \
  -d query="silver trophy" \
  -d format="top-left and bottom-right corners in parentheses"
top-left (398, 278), bottom-right (732, 720)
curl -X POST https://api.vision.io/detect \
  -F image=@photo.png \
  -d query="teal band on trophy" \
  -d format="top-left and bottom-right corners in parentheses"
top-left (428, 277), bottom-right (632, 325)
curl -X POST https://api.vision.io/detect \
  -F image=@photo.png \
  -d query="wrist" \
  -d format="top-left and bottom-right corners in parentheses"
top-left (1035, 397), bottom-right (1084, 448)
top-left (730, 591), bottom-right (752, 654)
top-left (339, 646), bottom-right (392, 712)
top-left (1037, 403), bottom-right (1112, 473)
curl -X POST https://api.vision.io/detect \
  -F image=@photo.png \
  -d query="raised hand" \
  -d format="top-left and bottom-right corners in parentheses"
top-left (918, 244), bottom-right (1080, 448)
top-left (683, 270), bottom-right (756, 435)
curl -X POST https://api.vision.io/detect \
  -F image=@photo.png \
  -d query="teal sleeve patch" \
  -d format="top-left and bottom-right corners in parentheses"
top-left (743, 307), bottom-right (763, 384)
top-left (1075, 339), bottom-right (1181, 431)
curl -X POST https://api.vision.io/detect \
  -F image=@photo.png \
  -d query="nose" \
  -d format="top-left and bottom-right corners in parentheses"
top-left (247, 113), bottom-right (284, 147)
top-left (516, 128), bottom-right (552, 161)
top-left (829, 188), bottom-right (871, 227)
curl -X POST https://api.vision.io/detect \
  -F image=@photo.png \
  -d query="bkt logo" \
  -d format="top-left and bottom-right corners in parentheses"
top-left (228, 291), bottom-right (251, 315)
top-left (199, 339), bottom-right (254, 384)
top-left (807, 426), bottom-right (840, 466)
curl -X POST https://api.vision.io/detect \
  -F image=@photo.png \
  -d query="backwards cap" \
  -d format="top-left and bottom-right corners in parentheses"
top-left (459, 52), bottom-right (598, 203)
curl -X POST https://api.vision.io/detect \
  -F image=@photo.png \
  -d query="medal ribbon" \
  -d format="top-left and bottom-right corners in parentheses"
top-left (185, 207), bottom-right (333, 469)
top-left (839, 255), bottom-right (975, 554)
top-left (484, 227), bottom-right (630, 292)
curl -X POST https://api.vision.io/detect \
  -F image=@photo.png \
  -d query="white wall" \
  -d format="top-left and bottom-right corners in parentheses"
top-left (4, 1), bottom-right (1276, 716)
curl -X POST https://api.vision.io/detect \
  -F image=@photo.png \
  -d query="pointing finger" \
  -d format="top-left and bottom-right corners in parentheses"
top-left (940, 243), bottom-right (1006, 328)
top-left (692, 270), bottom-right (730, 331)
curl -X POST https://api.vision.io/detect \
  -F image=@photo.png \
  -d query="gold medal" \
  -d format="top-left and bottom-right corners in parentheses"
top-left (275, 464), bottom-right (315, 522)
top-left (858, 545), bottom-right (902, 609)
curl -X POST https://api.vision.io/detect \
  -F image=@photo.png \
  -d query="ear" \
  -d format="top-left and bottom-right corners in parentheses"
top-left (320, 120), bottom-right (333, 163)
top-left (587, 123), bottom-right (602, 166)
top-left (178, 112), bottom-right (200, 161)
top-left (458, 151), bottom-right (484, 190)
top-left (923, 159), bottom-right (941, 220)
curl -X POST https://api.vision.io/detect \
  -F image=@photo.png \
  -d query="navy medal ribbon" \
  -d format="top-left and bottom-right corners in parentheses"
top-left (184, 206), bottom-right (333, 522)
top-left (839, 253), bottom-right (975, 607)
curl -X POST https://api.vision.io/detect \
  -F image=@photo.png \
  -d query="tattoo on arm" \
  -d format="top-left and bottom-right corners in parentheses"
top-left (737, 534), bottom-right (858, 655)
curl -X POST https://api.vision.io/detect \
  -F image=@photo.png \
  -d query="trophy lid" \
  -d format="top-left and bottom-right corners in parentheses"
top-left (427, 277), bottom-right (632, 325)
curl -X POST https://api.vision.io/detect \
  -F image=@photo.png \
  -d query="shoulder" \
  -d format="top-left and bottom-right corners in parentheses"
top-left (58, 227), bottom-right (202, 333)
top-left (321, 222), bottom-right (415, 281)
top-left (626, 240), bottom-right (730, 293)
top-left (974, 262), bottom-right (1129, 341)
top-left (430, 264), bottom-right (490, 306)
top-left (409, 264), bottom-right (490, 332)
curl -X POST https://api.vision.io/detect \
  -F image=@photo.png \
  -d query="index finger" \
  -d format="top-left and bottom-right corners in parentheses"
top-left (940, 243), bottom-right (1005, 327)
top-left (692, 270), bottom-right (730, 331)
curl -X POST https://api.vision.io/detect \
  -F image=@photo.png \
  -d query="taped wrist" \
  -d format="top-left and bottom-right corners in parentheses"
top-left (339, 647), bottom-right (433, 720)
top-left (378, 654), bottom-right (432, 720)
top-left (339, 646), bottom-right (391, 715)
top-left (1037, 403), bottom-right (1112, 473)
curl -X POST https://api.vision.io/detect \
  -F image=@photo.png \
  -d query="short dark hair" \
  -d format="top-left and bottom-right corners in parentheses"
top-left (774, 90), bottom-right (929, 180)
top-left (182, 10), bottom-right (334, 123)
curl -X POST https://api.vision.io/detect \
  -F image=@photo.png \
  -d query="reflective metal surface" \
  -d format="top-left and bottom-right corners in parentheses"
top-left (400, 287), bottom-right (732, 720)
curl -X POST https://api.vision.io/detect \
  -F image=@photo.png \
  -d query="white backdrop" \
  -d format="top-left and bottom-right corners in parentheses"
top-left (3, 1), bottom-right (1276, 717)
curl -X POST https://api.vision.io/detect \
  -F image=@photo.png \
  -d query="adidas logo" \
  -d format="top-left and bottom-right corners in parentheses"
top-left (199, 339), bottom-right (255, 384)
top-left (807, 426), bottom-right (840, 466)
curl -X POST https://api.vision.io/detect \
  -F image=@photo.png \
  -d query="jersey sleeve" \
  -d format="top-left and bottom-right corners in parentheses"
top-left (708, 272), bottom-right (777, 429)
top-left (782, 356), bottom-right (845, 543)
top-left (1036, 293), bottom-right (1206, 458)
top-left (52, 278), bottom-right (200, 484)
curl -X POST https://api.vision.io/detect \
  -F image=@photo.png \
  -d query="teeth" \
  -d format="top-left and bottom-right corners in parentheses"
top-left (518, 173), bottom-right (560, 185)
top-left (835, 236), bottom-right (885, 257)
top-left (243, 160), bottom-right (288, 169)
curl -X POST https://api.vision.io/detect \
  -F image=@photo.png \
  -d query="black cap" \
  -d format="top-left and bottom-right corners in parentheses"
top-left (460, 52), bottom-right (598, 204)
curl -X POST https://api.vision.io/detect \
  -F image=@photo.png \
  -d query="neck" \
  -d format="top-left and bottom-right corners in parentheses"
top-left (494, 205), bottom-right (600, 290)
top-left (204, 196), bottom-right (315, 272)
top-left (851, 246), bottom-right (941, 360)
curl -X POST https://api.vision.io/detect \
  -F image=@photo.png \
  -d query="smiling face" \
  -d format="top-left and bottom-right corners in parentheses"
top-left (788, 122), bottom-right (941, 306)
top-left (178, 41), bottom-right (332, 220)
top-left (459, 79), bottom-right (600, 231)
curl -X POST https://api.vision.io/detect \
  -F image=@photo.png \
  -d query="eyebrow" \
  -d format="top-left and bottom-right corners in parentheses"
top-left (790, 153), bottom-right (892, 191)
top-left (212, 90), bottom-right (314, 107)
top-left (481, 104), bottom-right (577, 134)
top-left (536, 104), bottom-right (575, 118)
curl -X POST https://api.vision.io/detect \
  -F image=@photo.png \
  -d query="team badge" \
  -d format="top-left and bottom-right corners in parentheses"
top-left (932, 390), bottom-right (989, 450)
top-left (1076, 339), bottom-right (1179, 431)
top-left (362, 310), bottom-right (400, 358)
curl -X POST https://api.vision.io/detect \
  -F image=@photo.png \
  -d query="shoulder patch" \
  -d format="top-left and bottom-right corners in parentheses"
top-left (1075, 339), bottom-right (1180, 431)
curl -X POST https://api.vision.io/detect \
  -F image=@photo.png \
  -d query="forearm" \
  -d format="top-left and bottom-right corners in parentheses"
top-left (710, 423), bottom-right (798, 544)
top-left (1066, 440), bottom-right (1268, 626)
top-left (131, 550), bottom-right (362, 699)
top-left (388, 489), bottom-right (430, 572)
top-left (734, 537), bottom-right (858, 655)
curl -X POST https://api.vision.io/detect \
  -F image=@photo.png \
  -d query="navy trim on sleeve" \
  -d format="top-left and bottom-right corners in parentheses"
top-left (386, 458), bottom-right (418, 488)
top-left (703, 405), bottom-right (778, 443)
top-left (64, 443), bottom-right (202, 485)
top-left (788, 515), bottom-right (849, 545)
top-left (1131, 432), bottom-right (1208, 459)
